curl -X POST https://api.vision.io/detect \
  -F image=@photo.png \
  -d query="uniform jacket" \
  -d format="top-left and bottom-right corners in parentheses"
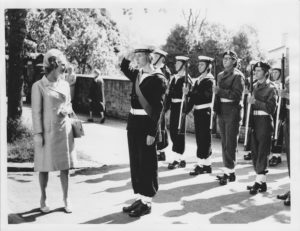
top-left (186, 72), bottom-right (214, 113)
top-left (252, 79), bottom-right (277, 115)
top-left (214, 67), bottom-right (245, 113)
top-left (120, 58), bottom-right (167, 137)
top-left (165, 74), bottom-right (192, 112)
top-left (31, 76), bottom-right (76, 171)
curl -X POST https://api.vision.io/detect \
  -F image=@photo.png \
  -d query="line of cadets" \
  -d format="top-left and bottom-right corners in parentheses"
top-left (119, 47), bottom-right (290, 218)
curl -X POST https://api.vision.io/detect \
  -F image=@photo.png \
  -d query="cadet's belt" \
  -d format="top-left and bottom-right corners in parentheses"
top-left (220, 98), bottom-right (234, 103)
top-left (171, 98), bottom-right (182, 103)
top-left (286, 104), bottom-right (290, 110)
top-left (194, 103), bottom-right (211, 110)
top-left (253, 110), bottom-right (269, 116)
top-left (130, 108), bottom-right (147, 115)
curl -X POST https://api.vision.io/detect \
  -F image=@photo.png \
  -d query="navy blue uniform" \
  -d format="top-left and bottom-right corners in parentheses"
top-left (120, 58), bottom-right (167, 197)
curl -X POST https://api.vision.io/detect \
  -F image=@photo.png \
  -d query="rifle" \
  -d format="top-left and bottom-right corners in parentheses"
top-left (244, 64), bottom-right (253, 149)
top-left (210, 57), bottom-right (217, 130)
top-left (178, 62), bottom-right (189, 135)
top-left (274, 54), bottom-right (285, 143)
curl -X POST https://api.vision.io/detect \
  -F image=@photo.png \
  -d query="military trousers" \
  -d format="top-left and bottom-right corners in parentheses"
top-left (251, 115), bottom-right (273, 174)
top-left (127, 129), bottom-right (158, 197)
top-left (194, 108), bottom-right (212, 160)
top-left (218, 103), bottom-right (242, 170)
top-left (170, 102), bottom-right (185, 154)
top-left (284, 110), bottom-right (290, 176)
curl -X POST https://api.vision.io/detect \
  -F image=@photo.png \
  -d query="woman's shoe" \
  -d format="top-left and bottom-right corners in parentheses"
top-left (40, 206), bottom-right (50, 213)
top-left (64, 199), bottom-right (72, 213)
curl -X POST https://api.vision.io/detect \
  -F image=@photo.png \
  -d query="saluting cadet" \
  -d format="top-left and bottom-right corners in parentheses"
top-left (120, 47), bottom-right (167, 217)
top-left (268, 66), bottom-right (284, 166)
top-left (277, 76), bottom-right (290, 206)
top-left (213, 50), bottom-right (245, 185)
top-left (183, 56), bottom-right (214, 175)
top-left (165, 56), bottom-right (192, 169)
top-left (246, 61), bottom-right (277, 195)
top-left (152, 49), bottom-right (172, 161)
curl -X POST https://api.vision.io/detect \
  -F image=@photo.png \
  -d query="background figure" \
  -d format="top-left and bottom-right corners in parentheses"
top-left (246, 61), bottom-right (277, 195)
top-left (277, 77), bottom-right (290, 206)
top-left (65, 65), bottom-right (77, 103)
top-left (165, 56), bottom-right (192, 170)
top-left (31, 49), bottom-right (76, 214)
top-left (87, 69), bottom-right (105, 123)
top-left (269, 67), bottom-right (284, 166)
top-left (120, 47), bottom-right (167, 217)
top-left (152, 49), bottom-right (171, 161)
top-left (214, 50), bottom-right (245, 185)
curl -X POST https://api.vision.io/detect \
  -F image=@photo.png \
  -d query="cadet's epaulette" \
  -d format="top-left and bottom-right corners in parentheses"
top-left (234, 68), bottom-right (245, 77)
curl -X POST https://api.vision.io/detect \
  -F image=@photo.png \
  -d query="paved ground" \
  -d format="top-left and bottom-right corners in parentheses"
top-left (7, 106), bottom-right (291, 225)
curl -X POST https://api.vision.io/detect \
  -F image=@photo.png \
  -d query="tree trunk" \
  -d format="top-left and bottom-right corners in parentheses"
top-left (7, 9), bottom-right (28, 120)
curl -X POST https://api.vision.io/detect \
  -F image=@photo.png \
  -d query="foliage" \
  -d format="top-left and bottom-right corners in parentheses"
top-left (162, 16), bottom-right (265, 77)
top-left (24, 9), bottom-right (124, 74)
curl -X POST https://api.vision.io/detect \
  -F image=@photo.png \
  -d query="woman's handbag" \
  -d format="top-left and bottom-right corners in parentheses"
top-left (70, 111), bottom-right (85, 138)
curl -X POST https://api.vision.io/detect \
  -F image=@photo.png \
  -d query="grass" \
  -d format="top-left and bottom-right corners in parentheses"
top-left (7, 118), bottom-right (34, 163)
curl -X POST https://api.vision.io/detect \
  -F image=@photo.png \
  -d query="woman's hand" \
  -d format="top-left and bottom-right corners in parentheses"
top-left (58, 104), bottom-right (69, 117)
top-left (34, 133), bottom-right (44, 146)
top-left (146, 135), bottom-right (155, 146)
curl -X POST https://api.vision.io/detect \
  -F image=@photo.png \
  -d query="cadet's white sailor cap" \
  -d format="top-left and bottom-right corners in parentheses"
top-left (153, 49), bottom-right (168, 57)
top-left (198, 56), bottom-right (213, 63)
top-left (175, 56), bottom-right (189, 62)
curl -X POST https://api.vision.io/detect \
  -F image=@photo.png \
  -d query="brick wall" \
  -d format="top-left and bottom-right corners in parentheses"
top-left (73, 75), bottom-right (246, 142)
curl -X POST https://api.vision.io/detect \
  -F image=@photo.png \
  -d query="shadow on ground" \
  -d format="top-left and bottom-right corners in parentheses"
top-left (8, 207), bottom-right (67, 224)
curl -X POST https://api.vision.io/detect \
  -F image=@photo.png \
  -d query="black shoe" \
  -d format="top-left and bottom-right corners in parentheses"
top-left (168, 160), bottom-right (186, 169)
top-left (247, 182), bottom-right (267, 195)
top-left (216, 173), bottom-right (235, 185)
top-left (277, 191), bottom-right (289, 200)
top-left (179, 160), bottom-right (186, 168)
top-left (269, 156), bottom-right (282, 166)
top-left (87, 118), bottom-right (94, 122)
top-left (122, 199), bottom-right (142, 213)
top-left (128, 202), bottom-right (151, 217)
top-left (190, 165), bottom-right (212, 176)
top-left (244, 152), bottom-right (252, 160)
top-left (157, 152), bottom-right (166, 161)
top-left (284, 192), bottom-right (291, 206)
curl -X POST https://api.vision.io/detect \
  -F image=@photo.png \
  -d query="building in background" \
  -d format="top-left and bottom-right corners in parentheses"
top-left (268, 33), bottom-right (289, 76)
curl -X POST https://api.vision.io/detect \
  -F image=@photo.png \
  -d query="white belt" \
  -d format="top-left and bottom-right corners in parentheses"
top-left (220, 98), bottom-right (234, 103)
top-left (130, 108), bottom-right (147, 115)
top-left (286, 104), bottom-right (290, 110)
top-left (171, 98), bottom-right (182, 103)
top-left (253, 110), bottom-right (269, 116)
top-left (194, 103), bottom-right (212, 110)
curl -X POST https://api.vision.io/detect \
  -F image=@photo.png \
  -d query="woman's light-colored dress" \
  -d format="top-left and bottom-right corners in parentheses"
top-left (31, 76), bottom-right (77, 171)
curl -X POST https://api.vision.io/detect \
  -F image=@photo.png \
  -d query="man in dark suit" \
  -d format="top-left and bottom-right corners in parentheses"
top-left (120, 47), bottom-right (167, 217)
top-left (87, 69), bottom-right (105, 123)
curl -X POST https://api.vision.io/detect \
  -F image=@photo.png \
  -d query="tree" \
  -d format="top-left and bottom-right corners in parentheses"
top-left (25, 9), bottom-right (124, 74)
top-left (6, 9), bottom-right (28, 121)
